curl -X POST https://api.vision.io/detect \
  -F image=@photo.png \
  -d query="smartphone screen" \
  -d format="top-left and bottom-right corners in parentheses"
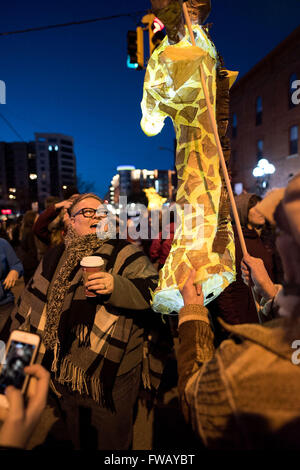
top-left (0, 340), bottom-right (37, 394)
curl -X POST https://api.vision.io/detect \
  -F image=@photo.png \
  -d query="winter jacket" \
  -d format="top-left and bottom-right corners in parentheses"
top-left (149, 222), bottom-right (175, 267)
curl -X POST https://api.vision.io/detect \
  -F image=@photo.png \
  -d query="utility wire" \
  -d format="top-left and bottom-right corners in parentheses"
top-left (0, 11), bottom-right (147, 37)
top-left (0, 112), bottom-right (25, 141)
top-left (0, 10), bottom-right (148, 141)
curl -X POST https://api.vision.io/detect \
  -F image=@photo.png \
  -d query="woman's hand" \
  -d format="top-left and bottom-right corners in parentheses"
top-left (85, 272), bottom-right (114, 295)
top-left (180, 269), bottom-right (204, 306)
top-left (0, 364), bottom-right (50, 449)
top-left (3, 270), bottom-right (19, 290)
top-left (55, 196), bottom-right (79, 211)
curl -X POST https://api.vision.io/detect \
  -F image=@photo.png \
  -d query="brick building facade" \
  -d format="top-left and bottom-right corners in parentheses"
top-left (229, 26), bottom-right (300, 193)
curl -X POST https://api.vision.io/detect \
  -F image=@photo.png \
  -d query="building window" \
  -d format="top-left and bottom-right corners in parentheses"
top-left (256, 97), bottom-right (262, 126)
top-left (257, 139), bottom-right (264, 160)
top-left (61, 139), bottom-right (73, 146)
top-left (232, 113), bottom-right (237, 138)
top-left (61, 161), bottom-right (74, 168)
top-left (61, 146), bottom-right (73, 153)
top-left (61, 154), bottom-right (73, 161)
top-left (289, 73), bottom-right (298, 109)
top-left (290, 126), bottom-right (298, 155)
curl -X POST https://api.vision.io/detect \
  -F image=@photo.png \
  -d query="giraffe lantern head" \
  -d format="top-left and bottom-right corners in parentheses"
top-left (151, 0), bottom-right (185, 45)
top-left (150, 0), bottom-right (211, 45)
top-left (186, 0), bottom-right (211, 25)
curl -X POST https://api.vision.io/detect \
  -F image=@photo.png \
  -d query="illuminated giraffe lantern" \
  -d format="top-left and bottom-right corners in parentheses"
top-left (141, 0), bottom-right (238, 313)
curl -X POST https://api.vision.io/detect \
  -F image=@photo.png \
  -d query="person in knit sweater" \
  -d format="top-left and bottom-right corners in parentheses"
top-left (177, 174), bottom-right (300, 449)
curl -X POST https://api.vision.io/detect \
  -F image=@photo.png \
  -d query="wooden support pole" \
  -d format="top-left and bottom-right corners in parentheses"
top-left (182, 2), bottom-right (261, 319)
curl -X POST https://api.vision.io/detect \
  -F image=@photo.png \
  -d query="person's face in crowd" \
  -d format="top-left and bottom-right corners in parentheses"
top-left (248, 206), bottom-right (265, 227)
top-left (70, 197), bottom-right (105, 236)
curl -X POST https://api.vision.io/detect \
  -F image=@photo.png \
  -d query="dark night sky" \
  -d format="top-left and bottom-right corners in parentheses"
top-left (0, 0), bottom-right (300, 197)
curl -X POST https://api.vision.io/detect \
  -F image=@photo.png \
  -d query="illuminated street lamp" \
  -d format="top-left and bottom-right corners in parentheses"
top-left (252, 158), bottom-right (276, 194)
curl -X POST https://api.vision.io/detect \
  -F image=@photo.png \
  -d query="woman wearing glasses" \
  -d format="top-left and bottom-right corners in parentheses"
top-left (9, 193), bottom-right (160, 450)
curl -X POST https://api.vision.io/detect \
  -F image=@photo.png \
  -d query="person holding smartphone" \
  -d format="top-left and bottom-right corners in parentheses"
top-left (0, 364), bottom-right (50, 449)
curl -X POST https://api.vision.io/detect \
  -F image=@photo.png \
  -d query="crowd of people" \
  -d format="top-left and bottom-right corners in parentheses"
top-left (0, 174), bottom-right (300, 450)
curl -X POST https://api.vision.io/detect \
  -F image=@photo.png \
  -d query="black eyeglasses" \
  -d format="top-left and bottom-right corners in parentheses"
top-left (72, 208), bottom-right (107, 219)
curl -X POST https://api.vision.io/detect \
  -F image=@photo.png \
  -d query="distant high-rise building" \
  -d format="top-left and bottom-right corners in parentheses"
top-left (117, 165), bottom-right (136, 196)
top-left (35, 133), bottom-right (77, 202)
top-left (0, 141), bottom-right (37, 212)
top-left (0, 132), bottom-right (77, 213)
top-left (108, 166), bottom-right (176, 205)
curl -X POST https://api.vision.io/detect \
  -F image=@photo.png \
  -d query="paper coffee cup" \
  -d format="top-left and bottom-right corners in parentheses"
top-left (80, 256), bottom-right (104, 297)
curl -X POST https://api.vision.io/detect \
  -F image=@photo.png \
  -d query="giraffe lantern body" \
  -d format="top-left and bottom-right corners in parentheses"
top-left (141, 24), bottom-right (236, 314)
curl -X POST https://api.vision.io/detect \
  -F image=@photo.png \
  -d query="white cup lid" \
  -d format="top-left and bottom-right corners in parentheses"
top-left (80, 256), bottom-right (104, 267)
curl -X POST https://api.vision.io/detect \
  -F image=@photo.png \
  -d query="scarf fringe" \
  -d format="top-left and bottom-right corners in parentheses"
top-left (142, 341), bottom-right (151, 390)
top-left (55, 356), bottom-right (98, 400)
top-left (51, 342), bottom-right (60, 374)
top-left (53, 355), bottom-right (116, 410)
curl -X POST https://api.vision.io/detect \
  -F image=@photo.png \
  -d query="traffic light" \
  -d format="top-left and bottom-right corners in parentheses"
top-left (142, 14), bottom-right (165, 56)
top-left (127, 27), bottom-right (144, 70)
top-left (127, 30), bottom-right (138, 68)
top-left (136, 27), bottom-right (144, 69)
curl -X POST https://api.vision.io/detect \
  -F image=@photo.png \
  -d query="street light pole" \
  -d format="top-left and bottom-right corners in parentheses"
top-left (253, 158), bottom-right (276, 195)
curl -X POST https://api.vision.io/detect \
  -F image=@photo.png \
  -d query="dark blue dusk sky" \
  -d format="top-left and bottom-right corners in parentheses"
top-left (0, 0), bottom-right (300, 197)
